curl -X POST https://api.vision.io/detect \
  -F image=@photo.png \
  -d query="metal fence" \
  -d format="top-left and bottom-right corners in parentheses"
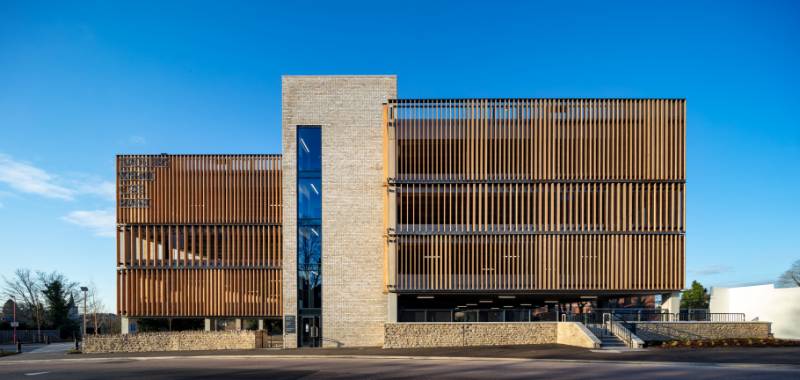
top-left (564, 309), bottom-right (746, 323)
top-left (399, 308), bottom-right (746, 324)
top-left (400, 309), bottom-right (561, 323)
top-left (0, 330), bottom-right (61, 343)
top-left (676, 310), bottom-right (746, 322)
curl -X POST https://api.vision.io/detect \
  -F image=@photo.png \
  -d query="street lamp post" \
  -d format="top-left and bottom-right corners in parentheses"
top-left (11, 296), bottom-right (16, 345)
top-left (80, 287), bottom-right (89, 340)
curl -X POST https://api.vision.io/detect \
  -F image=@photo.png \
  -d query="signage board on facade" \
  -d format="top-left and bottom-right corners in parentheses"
top-left (119, 156), bottom-right (170, 209)
top-left (284, 315), bottom-right (296, 334)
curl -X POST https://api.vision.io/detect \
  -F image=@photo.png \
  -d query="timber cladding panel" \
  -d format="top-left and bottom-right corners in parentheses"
top-left (117, 155), bottom-right (282, 224)
top-left (387, 99), bottom-right (686, 293)
top-left (116, 154), bottom-right (283, 318)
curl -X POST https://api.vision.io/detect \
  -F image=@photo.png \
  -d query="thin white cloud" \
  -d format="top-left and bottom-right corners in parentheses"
top-left (0, 154), bottom-right (74, 200)
top-left (70, 178), bottom-right (116, 201)
top-left (62, 210), bottom-right (116, 237)
top-left (129, 135), bottom-right (146, 145)
top-left (83, 181), bottom-right (115, 201)
top-left (689, 264), bottom-right (732, 276)
top-left (0, 154), bottom-right (114, 201)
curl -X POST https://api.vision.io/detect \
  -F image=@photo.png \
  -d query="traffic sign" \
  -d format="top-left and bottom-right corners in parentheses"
top-left (9, 322), bottom-right (19, 328)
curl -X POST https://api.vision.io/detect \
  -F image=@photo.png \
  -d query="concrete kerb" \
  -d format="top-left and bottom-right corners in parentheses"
top-left (1, 354), bottom-right (799, 372)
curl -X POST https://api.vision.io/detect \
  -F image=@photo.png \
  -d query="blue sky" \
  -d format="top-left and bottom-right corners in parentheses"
top-left (1, 1), bottom-right (798, 310)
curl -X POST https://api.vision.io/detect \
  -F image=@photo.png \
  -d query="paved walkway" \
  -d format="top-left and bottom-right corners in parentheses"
top-left (27, 343), bottom-right (75, 354)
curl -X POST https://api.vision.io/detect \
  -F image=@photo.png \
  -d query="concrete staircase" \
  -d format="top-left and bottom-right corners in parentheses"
top-left (597, 333), bottom-right (628, 350)
top-left (586, 323), bottom-right (630, 350)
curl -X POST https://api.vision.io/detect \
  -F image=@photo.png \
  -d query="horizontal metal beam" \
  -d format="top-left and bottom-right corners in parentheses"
top-left (117, 223), bottom-right (283, 228)
top-left (392, 289), bottom-right (681, 295)
top-left (390, 230), bottom-right (685, 237)
top-left (388, 98), bottom-right (686, 104)
top-left (389, 178), bottom-right (686, 185)
top-left (118, 266), bottom-right (282, 270)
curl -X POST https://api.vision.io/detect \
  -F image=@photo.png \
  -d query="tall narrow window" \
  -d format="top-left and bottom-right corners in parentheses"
top-left (297, 126), bottom-right (321, 347)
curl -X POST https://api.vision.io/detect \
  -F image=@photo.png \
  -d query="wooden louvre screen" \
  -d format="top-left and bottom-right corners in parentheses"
top-left (391, 99), bottom-right (685, 181)
top-left (118, 268), bottom-right (282, 317)
top-left (117, 225), bottom-right (282, 268)
top-left (395, 234), bottom-right (684, 291)
top-left (396, 183), bottom-right (685, 233)
top-left (116, 154), bottom-right (283, 317)
top-left (117, 155), bottom-right (282, 225)
top-left (387, 99), bottom-right (686, 292)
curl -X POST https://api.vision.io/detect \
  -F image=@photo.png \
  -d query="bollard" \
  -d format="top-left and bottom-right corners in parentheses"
top-left (17, 342), bottom-right (22, 354)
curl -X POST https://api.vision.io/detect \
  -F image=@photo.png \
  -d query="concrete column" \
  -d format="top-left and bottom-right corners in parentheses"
top-left (204, 318), bottom-right (212, 332)
top-left (387, 293), bottom-right (398, 323)
top-left (234, 318), bottom-right (243, 331)
top-left (662, 292), bottom-right (681, 317)
top-left (121, 316), bottom-right (131, 335)
top-left (258, 319), bottom-right (264, 331)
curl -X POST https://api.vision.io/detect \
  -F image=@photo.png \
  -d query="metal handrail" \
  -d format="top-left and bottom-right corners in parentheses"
top-left (608, 314), bottom-right (637, 348)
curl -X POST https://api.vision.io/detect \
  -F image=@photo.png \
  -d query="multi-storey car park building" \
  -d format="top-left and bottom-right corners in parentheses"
top-left (117, 75), bottom-right (686, 348)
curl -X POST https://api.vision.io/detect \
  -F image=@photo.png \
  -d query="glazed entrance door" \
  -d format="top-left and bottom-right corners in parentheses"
top-left (300, 316), bottom-right (321, 347)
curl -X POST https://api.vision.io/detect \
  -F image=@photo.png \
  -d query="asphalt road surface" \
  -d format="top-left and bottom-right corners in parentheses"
top-left (1, 355), bottom-right (798, 379)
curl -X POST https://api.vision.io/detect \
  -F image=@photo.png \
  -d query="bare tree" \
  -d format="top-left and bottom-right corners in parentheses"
top-left (776, 260), bottom-right (800, 288)
top-left (2, 269), bottom-right (45, 342)
top-left (84, 282), bottom-right (106, 335)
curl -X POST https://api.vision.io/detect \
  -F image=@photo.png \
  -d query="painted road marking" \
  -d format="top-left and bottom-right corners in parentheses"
top-left (24, 372), bottom-right (49, 376)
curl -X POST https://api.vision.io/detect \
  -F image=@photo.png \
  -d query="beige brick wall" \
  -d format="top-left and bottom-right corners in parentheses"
top-left (630, 322), bottom-right (772, 341)
top-left (282, 76), bottom-right (397, 348)
top-left (84, 331), bottom-right (256, 353)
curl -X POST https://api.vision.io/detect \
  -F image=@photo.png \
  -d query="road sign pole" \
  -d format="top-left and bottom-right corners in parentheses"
top-left (80, 286), bottom-right (89, 344)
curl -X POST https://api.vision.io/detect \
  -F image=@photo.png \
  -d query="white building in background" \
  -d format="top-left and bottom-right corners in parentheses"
top-left (710, 284), bottom-right (800, 339)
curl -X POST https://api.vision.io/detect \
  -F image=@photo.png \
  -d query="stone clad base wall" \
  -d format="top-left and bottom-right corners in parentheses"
top-left (631, 322), bottom-right (772, 341)
top-left (84, 331), bottom-right (256, 353)
top-left (384, 322), bottom-right (600, 349)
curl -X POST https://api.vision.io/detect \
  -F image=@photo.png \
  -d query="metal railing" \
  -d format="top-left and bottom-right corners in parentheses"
top-left (608, 314), bottom-right (638, 348)
top-left (590, 309), bottom-right (746, 322)
top-left (676, 310), bottom-right (745, 322)
top-left (398, 308), bottom-right (746, 324)
top-left (591, 308), bottom-right (674, 322)
top-left (399, 308), bottom-right (562, 323)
